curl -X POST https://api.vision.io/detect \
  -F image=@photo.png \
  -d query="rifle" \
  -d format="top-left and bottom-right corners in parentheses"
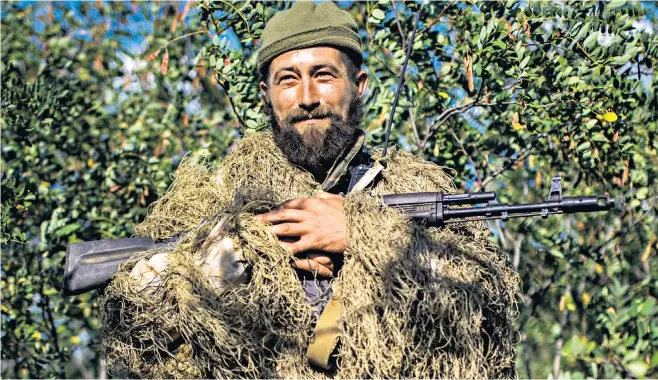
top-left (63, 175), bottom-right (613, 296)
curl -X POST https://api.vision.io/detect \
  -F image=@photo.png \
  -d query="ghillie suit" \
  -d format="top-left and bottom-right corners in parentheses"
top-left (98, 132), bottom-right (519, 378)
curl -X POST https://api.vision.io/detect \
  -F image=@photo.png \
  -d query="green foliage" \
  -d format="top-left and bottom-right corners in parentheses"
top-left (1, 2), bottom-right (232, 377)
top-left (2, 0), bottom-right (657, 378)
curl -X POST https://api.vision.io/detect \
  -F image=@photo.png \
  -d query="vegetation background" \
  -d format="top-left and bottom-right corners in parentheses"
top-left (2, 0), bottom-right (656, 378)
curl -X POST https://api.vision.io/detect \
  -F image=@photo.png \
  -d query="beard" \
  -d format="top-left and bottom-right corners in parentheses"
top-left (264, 91), bottom-right (364, 179)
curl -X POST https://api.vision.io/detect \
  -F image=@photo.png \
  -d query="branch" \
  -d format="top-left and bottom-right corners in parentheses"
top-left (553, 283), bottom-right (571, 379)
top-left (162, 30), bottom-right (209, 49)
top-left (215, 73), bottom-right (247, 131)
top-left (217, 0), bottom-right (252, 39)
top-left (477, 145), bottom-right (536, 191)
top-left (391, 0), bottom-right (407, 48)
top-left (476, 125), bottom-right (558, 191)
top-left (448, 127), bottom-right (482, 184)
top-left (38, 254), bottom-right (65, 377)
top-left (74, 356), bottom-right (95, 379)
top-left (512, 235), bottom-right (523, 270)
top-left (420, 100), bottom-right (516, 151)
top-left (521, 332), bottom-right (533, 379)
top-left (418, 0), bottom-right (457, 36)
top-left (419, 100), bottom-right (477, 150)
top-left (404, 85), bottom-right (421, 147)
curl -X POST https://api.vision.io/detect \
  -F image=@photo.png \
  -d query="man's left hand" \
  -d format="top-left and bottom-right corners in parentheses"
top-left (255, 192), bottom-right (347, 275)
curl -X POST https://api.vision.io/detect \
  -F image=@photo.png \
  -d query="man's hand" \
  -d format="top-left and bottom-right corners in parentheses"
top-left (130, 253), bottom-right (169, 292)
top-left (130, 217), bottom-right (248, 293)
top-left (255, 192), bottom-right (347, 277)
top-left (196, 217), bottom-right (248, 290)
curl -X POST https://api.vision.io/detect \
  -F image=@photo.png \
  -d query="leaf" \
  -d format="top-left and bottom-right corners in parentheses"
top-left (606, 0), bottom-right (626, 9)
top-left (625, 45), bottom-right (642, 57)
top-left (575, 22), bottom-right (591, 41)
top-left (146, 49), bottom-right (161, 62)
top-left (505, 20), bottom-right (515, 40)
top-left (626, 361), bottom-right (648, 378)
top-left (371, 9), bottom-right (385, 20)
top-left (591, 132), bottom-right (607, 142)
top-left (585, 119), bottom-right (598, 129)
top-left (603, 112), bottom-right (618, 122)
top-left (582, 292), bottom-right (591, 307)
top-left (161, 49), bottom-right (169, 75)
top-left (55, 223), bottom-right (79, 237)
top-left (577, 141), bottom-right (591, 152)
top-left (611, 54), bottom-right (631, 65)
top-left (584, 31), bottom-right (599, 49)
top-left (519, 56), bottom-right (530, 70)
top-left (512, 122), bottom-right (525, 131)
top-left (464, 54), bottom-right (474, 92)
top-left (651, 352), bottom-right (658, 368)
top-left (640, 297), bottom-right (655, 316)
top-left (549, 248), bottom-right (565, 259)
top-left (492, 40), bottom-right (506, 49)
top-left (479, 25), bottom-right (488, 43)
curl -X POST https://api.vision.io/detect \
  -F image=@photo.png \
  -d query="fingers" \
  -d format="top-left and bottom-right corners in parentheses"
top-left (256, 208), bottom-right (309, 224)
top-left (305, 252), bottom-right (334, 267)
top-left (270, 222), bottom-right (310, 237)
top-left (277, 198), bottom-right (309, 210)
top-left (148, 253), bottom-right (169, 274)
top-left (130, 253), bottom-right (169, 291)
top-left (280, 238), bottom-right (314, 255)
top-left (291, 258), bottom-right (333, 278)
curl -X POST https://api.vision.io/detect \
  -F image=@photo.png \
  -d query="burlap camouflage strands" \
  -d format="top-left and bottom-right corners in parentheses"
top-left (98, 132), bottom-right (519, 378)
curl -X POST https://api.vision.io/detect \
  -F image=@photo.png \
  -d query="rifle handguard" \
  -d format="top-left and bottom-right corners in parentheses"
top-left (382, 176), bottom-right (615, 226)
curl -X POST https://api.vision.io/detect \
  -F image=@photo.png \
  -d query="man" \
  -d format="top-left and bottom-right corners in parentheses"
top-left (111, 2), bottom-right (518, 378)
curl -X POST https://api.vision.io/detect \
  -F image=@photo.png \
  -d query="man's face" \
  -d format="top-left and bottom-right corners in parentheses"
top-left (260, 46), bottom-right (368, 176)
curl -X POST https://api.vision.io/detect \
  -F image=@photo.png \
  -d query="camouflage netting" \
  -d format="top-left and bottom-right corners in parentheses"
top-left (98, 132), bottom-right (519, 378)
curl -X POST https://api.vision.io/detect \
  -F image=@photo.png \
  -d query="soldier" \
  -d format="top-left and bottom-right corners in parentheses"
top-left (116, 2), bottom-right (518, 378)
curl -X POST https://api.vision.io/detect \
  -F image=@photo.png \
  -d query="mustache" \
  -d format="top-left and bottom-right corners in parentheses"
top-left (283, 106), bottom-right (341, 125)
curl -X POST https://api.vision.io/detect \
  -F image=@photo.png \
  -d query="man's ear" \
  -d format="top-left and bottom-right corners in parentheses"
top-left (356, 69), bottom-right (368, 98)
top-left (259, 81), bottom-right (269, 103)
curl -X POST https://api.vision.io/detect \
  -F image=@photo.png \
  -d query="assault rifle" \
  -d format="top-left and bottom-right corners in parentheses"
top-left (63, 175), bottom-right (614, 296)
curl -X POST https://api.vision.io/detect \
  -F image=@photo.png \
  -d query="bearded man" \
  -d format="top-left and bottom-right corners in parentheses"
top-left (101, 2), bottom-right (519, 378)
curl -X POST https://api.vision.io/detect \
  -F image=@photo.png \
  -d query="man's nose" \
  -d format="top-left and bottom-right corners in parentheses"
top-left (298, 77), bottom-right (320, 111)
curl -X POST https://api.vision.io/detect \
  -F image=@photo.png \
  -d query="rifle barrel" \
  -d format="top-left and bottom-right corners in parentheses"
top-left (444, 196), bottom-right (613, 223)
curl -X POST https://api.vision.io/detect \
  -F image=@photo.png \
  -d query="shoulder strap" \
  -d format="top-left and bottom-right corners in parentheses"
top-left (306, 297), bottom-right (342, 370)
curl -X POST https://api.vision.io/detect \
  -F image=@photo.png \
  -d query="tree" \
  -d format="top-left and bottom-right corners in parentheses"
top-left (1, 1), bottom-right (230, 377)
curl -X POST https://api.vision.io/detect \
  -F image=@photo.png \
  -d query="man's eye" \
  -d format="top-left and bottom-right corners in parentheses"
top-left (317, 72), bottom-right (333, 78)
top-left (280, 75), bottom-right (295, 82)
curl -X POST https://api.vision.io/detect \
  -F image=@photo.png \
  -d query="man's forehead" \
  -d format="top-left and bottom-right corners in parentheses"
top-left (269, 46), bottom-right (345, 72)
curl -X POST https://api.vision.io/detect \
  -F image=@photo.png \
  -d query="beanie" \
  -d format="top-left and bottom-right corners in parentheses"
top-left (257, 1), bottom-right (363, 73)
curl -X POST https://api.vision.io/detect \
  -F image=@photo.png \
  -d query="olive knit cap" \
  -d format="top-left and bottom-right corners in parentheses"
top-left (257, 1), bottom-right (363, 73)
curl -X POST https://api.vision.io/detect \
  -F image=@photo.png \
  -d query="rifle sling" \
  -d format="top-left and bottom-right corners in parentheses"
top-left (306, 297), bottom-right (342, 370)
